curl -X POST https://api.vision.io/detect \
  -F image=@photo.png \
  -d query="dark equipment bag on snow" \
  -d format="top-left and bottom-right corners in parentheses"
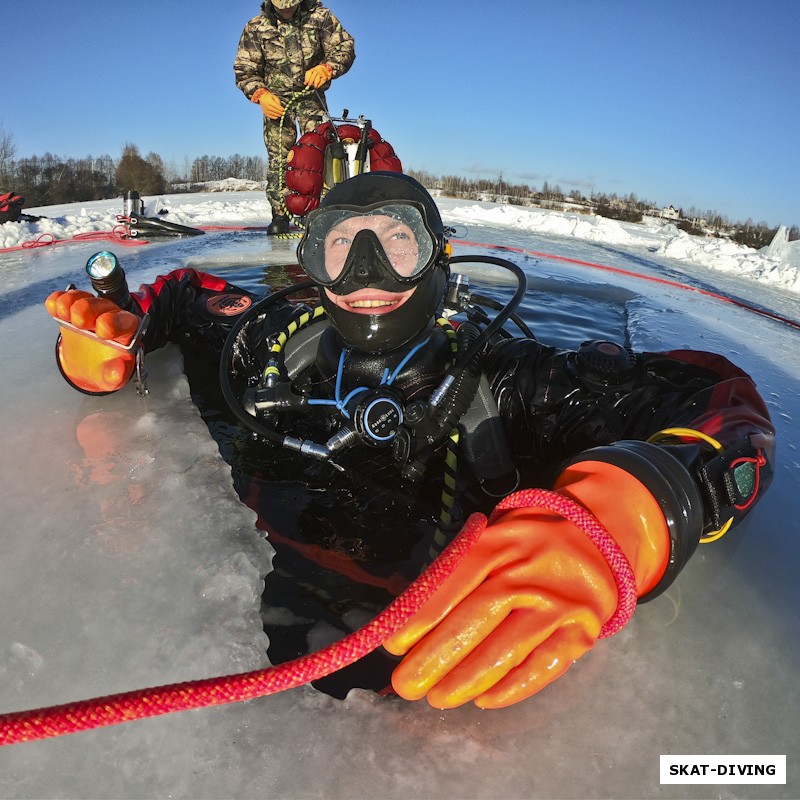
top-left (0, 191), bottom-right (25, 223)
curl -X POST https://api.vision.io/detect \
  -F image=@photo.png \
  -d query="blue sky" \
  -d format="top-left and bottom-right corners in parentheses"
top-left (1, 1), bottom-right (797, 227)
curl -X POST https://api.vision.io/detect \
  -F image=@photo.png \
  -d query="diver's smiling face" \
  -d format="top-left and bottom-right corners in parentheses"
top-left (322, 213), bottom-right (421, 315)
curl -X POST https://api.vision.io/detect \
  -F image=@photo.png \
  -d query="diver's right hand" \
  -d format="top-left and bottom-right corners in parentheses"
top-left (46, 289), bottom-right (140, 393)
top-left (257, 90), bottom-right (285, 120)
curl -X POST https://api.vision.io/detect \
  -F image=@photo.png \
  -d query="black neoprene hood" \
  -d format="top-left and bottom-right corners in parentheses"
top-left (299, 172), bottom-right (450, 354)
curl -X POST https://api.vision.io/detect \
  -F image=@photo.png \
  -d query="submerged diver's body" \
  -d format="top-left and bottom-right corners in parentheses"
top-left (46, 173), bottom-right (775, 708)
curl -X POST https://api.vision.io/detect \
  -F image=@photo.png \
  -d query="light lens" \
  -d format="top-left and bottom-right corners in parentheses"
top-left (86, 251), bottom-right (119, 280)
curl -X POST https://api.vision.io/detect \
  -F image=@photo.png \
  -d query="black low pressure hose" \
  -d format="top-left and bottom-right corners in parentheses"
top-left (469, 292), bottom-right (535, 339)
top-left (447, 255), bottom-right (528, 372)
top-left (402, 321), bottom-right (485, 482)
top-left (404, 258), bottom-right (526, 478)
top-left (218, 280), bottom-right (316, 444)
top-left (413, 254), bottom-right (527, 469)
top-left (432, 321), bottom-right (483, 431)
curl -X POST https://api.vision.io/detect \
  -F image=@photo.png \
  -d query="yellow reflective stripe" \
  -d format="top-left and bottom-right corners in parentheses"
top-left (647, 427), bottom-right (724, 452)
top-left (700, 516), bottom-right (734, 544)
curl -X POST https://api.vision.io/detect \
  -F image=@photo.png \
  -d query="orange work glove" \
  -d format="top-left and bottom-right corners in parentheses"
top-left (384, 461), bottom-right (671, 709)
top-left (257, 90), bottom-right (285, 120)
top-left (46, 289), bottom-right (141, 393)
top-left (304, 64), bottom-right (333, 89)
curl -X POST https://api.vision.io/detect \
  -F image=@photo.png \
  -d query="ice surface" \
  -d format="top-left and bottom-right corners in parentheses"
top-left (1, 193), bottom-right (799, 799)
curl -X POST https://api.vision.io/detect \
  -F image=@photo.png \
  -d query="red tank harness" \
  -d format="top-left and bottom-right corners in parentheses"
top-left (284, 123), bottom-right (403, 217)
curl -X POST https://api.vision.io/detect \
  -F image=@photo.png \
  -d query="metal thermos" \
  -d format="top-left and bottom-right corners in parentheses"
top-left (123, 190), bottom-right (144, 217)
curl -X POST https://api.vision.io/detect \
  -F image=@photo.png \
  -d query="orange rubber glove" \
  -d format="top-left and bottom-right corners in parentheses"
top-left (46, 289), bottom-right (141, 393)
top-left (304, 64), bottom-right (333, 89)
top-left (384, 461), bottom-right (670, 709)
top-left (257, 90), bottom-right (285, 120)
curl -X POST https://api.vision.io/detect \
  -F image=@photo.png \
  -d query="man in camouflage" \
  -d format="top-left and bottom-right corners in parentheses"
top-left (234, 0), bottom-right (356, 234)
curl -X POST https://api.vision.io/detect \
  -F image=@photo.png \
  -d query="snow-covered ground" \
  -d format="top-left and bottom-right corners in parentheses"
top-left (3, 186), bottom-right (799, 294)
top-left (1, 191), bottom-right (798, 799)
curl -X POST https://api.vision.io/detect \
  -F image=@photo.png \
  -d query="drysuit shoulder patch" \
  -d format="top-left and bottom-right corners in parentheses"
top-left (206, 293), bottom-right (253, 317)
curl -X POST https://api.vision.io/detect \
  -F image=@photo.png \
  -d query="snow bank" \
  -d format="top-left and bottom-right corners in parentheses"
top-left (446, 201), bottom-right (800, 296)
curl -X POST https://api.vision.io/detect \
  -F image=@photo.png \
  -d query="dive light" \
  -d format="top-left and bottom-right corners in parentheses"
top-left (85, 251), bottom-right (134, 311)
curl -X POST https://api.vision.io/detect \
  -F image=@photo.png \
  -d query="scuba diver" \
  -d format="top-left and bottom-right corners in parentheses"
top-left (46, 172), bottom-right (775, 710)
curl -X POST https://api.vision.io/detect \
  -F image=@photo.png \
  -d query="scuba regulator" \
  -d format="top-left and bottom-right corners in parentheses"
top-left (220, 254), bottom-right (531, 482)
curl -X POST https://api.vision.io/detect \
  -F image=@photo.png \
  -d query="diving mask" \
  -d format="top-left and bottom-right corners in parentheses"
top-left (298, 202), bottom-right (439, 291)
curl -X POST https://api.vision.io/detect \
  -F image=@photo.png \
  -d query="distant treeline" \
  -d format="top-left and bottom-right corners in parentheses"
top-left (0, 143), bottom-right (266, 208)
top-left (1, 136), bottom-right (795, 250)
top-left (406, 168), bottom-right (799, 250)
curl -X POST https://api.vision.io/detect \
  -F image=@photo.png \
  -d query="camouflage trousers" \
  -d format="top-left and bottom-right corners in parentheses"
top-left (263, 92), bottom-right (327, 217)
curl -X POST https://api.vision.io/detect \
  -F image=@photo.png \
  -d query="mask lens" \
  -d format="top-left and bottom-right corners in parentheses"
top-left (300, 203), bottom-right (435, 286)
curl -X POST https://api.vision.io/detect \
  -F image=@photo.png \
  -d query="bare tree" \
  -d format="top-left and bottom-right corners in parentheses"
top-left (0, 123), bottom-right (17, 185)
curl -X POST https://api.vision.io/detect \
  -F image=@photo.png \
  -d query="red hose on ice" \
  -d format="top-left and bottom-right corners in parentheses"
top-left (460, 239), bottom-right (800, 332)
top-left (0, 226), bottom-right (147, 254)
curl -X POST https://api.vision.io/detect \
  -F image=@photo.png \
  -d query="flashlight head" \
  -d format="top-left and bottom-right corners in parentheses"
top-left (86, 251), bottom-right (120, 280)
top-left (85, 251), bottom-right (133, 311)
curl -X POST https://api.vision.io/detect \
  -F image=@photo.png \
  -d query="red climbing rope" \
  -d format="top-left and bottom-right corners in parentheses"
top-left (0, 513), bottom-right (484, 746)
top-left (0, 491), bottom-right (632, 746)
top-left (0, 226), bottom-right (147, 254)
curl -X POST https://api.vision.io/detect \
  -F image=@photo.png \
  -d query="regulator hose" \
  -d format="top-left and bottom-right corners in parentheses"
top-left (447, 255), bottom-right (528, 371)
top-left (433, 321), bottom-right (483, 432)
top-left (403, 321), bottom-right (485, 483)
top-left (469, 292), bottom-right (535, 339)
top-left (218, 280), bottom-right (316, 445)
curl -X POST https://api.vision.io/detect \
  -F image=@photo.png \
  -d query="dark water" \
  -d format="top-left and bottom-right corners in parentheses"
top-left (216, 255), bottom-right (630, 350)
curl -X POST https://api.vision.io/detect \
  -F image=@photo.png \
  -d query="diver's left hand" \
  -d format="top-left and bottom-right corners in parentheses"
top-left (384, 504), bottom-right (620, 709)
top-left (304, 64), bottom-right (333, 89)
top-left (46, 289), bottom-right (140, 393)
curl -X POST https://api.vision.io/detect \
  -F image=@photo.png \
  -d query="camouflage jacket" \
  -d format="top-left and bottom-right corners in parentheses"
top-left (234, 0), bottom-right (355, 101)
